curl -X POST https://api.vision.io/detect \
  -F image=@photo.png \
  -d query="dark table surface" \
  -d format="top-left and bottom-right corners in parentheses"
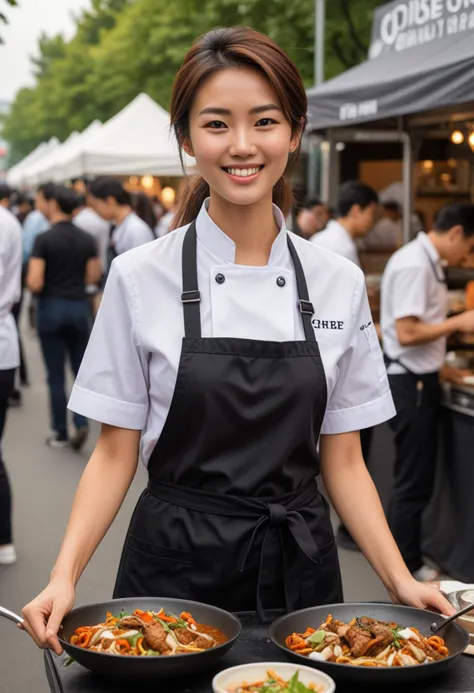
top-left (44, 613), bottom-right (474, 693)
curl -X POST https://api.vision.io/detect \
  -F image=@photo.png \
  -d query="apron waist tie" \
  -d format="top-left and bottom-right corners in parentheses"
top-left (147, 478), bottom-right (323, 621)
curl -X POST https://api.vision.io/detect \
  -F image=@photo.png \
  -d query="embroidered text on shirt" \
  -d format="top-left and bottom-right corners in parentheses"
top-left (359, 321), bottom-right (373, 331)
top-left (312, 319), bottom-right (344, 331)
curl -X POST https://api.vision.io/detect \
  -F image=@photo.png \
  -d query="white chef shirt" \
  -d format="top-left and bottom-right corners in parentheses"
top-left (381, 232), bottom-right (448, 375)
top-left (309, 220), bottom-right (361, 267)
top-left (69, 200), bottom-right (395, 466)
top-left (74, 207), bottom-right (110, 272)
top-left (0, 206), bottom-right (22, 370)
top-left (112, 211), bottom-right (155, 255)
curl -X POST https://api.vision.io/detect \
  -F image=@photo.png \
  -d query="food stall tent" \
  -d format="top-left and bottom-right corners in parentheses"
top-left (6, 137), bottom-right (60, 189)
top-left (306, 0), bottom-right (474, 244)
top-left (55, 92), bottom-right (195, 180)
top-left (306, 0), bottom-right (474, 583)
top-left (22, 131), bottom-right (81, 187)
top-left (41, 120), bottom-right (103, 184)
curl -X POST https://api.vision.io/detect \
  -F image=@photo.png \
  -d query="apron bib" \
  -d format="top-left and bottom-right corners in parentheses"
top-left (114, 221), bottom-right (343, 620)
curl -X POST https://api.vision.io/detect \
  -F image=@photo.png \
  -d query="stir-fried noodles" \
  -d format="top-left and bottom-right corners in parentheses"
top-left (285, 615), bottom-right (449, 667)
top-left (69, 608), bottom-right (227, 656)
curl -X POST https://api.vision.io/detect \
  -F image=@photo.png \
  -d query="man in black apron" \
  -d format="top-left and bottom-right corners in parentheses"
top-left (113, 220), bottom-right (343, 618)
top-left (381, 203), bottom-right (474, 582)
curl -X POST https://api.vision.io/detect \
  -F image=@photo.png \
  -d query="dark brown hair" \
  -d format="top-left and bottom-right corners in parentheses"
top-left (170, 26), bottom-right (307, 228)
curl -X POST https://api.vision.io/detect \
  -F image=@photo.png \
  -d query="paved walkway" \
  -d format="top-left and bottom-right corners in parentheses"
top-left (0, 321), bottom-right (387, 693)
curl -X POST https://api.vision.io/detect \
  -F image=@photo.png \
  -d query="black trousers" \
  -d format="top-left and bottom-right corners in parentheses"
top-left (11, 264), bottom-right (29, 386)
top-left (388, 372), bottom-right (440, 573)
top-left (0, 369), bottom-right (15, 545)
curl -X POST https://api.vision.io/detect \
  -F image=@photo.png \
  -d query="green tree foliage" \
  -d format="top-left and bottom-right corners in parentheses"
top-left (3, 0), bottom-right (385, 161)
top-left (0, 0), bottom-right (18, 44)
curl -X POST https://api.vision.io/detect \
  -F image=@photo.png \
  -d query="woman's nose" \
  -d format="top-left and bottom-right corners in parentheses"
top-left (229, 129), bottom-right (258, 158)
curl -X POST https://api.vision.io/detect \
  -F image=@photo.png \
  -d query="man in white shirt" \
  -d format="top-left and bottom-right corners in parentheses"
top-left (0, 184), bottom-right (22, 565)
top-left (87, 177), bottom-right (155, 273)
top-left (73, 196), bottom-right (109, 316)
top-left (310, 181), bottom-right (379, 266)
top-left (381, 203), bottom-right (474, 582)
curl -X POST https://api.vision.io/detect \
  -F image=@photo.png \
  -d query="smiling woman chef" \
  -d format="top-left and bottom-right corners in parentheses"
top-left (22, 27), bottom-right (454, 653)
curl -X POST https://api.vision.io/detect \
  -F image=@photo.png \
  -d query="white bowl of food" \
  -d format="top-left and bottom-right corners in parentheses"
top-left (212, 662), bottom-right (336, 693)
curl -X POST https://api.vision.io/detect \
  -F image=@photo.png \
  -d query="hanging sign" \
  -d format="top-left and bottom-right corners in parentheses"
top-left (369, 0), bottom-right (474, 58)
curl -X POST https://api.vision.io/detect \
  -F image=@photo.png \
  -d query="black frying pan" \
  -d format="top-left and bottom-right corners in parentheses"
top-left (269, 602), bottom-right (469, 685)
top-left (58, 597), bottom-right (241, 680)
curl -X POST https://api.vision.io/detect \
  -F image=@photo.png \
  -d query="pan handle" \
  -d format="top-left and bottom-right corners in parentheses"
top-left (0, 605), bottom-right (24, 625)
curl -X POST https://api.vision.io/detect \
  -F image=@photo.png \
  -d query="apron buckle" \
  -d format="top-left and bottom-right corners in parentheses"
top-left (298, 299), bottom-right (314, 316)
top-left (181, 290), bottom-right (201, 303)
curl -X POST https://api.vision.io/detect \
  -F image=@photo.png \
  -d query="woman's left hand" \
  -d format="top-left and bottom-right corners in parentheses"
top-left (390, 577), bottom-right (456, 616)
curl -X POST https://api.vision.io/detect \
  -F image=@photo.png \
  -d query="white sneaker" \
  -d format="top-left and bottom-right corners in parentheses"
top-left (0, 545), bottom-right (17, 564)
top-left (46, 436), bottom-right (69, 449)
top-left (413, 564), bottom-right (439, 582)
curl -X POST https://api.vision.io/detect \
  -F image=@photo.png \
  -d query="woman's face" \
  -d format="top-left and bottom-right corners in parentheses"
top-left (185, 67), bottom-right (299, 208)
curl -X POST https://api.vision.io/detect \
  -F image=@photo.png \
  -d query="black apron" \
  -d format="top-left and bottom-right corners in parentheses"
top-left (114, 221), bottom-right (343, 620)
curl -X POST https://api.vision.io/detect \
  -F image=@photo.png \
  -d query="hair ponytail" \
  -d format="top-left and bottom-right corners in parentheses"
top-left (170, 27), bottom-right (307, 226)
top-left (171, 176), bottom-right (210, 230)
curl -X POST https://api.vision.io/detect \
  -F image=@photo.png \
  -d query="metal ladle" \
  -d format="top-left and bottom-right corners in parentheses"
top-left (431, 601), bottom-right (474, 633)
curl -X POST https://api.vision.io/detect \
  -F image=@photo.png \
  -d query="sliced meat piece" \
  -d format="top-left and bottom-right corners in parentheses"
top-left (193, 634), bottom-right (215, 650)
top-left (365, 633), bottom-right (394, 657)
top-left (143, 622), bottom-right (170, 654)
top-left (101, 638), bottom-right (113, 650)
top-left (366, 622), bottom-right (395, 656)
top-left (174, 627), bottom-right (196, 646)
top-left (119, 616), bottom-right (144, 630)
top-left (345, 626), bottom-right (373, 658)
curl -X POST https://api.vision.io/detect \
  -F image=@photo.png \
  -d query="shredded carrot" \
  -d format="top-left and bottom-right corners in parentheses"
top-left (115, 639), bottom-right (131, 653)
top-left (324, 614), bottom-right (333, 625)
top-left (158, 613), bottom-right (177, 623)
top-left (134, 608), bottom-right (153, 623)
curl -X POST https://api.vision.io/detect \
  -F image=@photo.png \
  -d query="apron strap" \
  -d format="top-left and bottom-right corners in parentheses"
top-left (287, 237), bottom-right (316, 343)
top-left (181, 221), bottom-right (316, 342)
top-left (181, 220), bottom-right (202, 338)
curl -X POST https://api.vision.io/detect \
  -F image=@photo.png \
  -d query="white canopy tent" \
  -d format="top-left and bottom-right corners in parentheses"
top-left (23, 131), bottom-right (81, 187)
top-left (57, 93), bottom-right (194, 179)
top-left (6, 137), bottom-right (60, 188)
top-left (47, 120), bottom-right (103, 183)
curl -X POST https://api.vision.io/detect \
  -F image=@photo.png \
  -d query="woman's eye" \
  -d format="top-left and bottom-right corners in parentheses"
top-left (206, 121), bottom-right (227, 129)
top-left (256, 118), bottom-right (277, 127)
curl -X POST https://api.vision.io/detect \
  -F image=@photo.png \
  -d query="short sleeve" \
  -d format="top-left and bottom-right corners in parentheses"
top-left (68, 260), bottom-right (149, 429)
top-left (88, 235), bottom-right (99, 259)
top-left (321, 271), bottom-right (395, 434)
top-left (31, 233), bottom-right (46, 259)
top-left (391, 265), bottom-right (430, 321)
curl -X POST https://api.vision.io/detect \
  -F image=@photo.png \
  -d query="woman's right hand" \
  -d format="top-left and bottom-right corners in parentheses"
top-left (21, 577), bottom-right (75, 655)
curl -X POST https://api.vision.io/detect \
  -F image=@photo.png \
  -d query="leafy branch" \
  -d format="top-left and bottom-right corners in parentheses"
top-left (0, 0), bottom-right (18, 44)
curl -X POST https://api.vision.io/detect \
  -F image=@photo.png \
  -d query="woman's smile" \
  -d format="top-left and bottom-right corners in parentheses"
top-left (222, 164), bottom-right (265, 183)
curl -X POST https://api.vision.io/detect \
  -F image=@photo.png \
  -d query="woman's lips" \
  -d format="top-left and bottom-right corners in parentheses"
top-left (222, 165), bottom-right (264, 184)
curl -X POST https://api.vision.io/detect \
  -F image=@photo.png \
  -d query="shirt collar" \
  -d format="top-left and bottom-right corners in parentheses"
top-left (195, 198), bottom-right (288, 265)
top-left (417, 232), bottom-right (442, 265)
